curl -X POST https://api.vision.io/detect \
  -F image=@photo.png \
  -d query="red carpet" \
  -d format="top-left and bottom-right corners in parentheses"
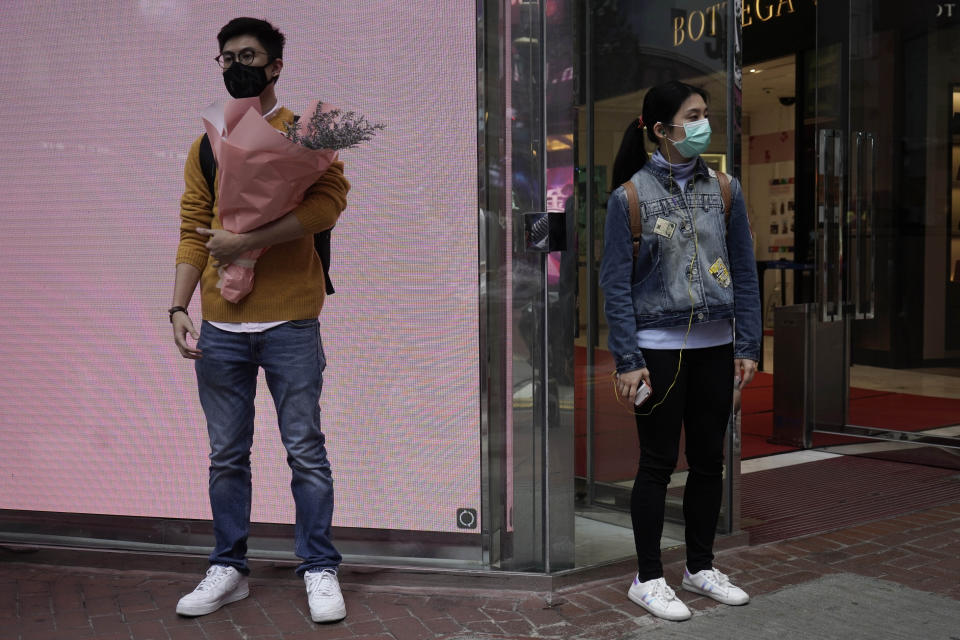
top-left (575, 347), bottom-right (960, 482)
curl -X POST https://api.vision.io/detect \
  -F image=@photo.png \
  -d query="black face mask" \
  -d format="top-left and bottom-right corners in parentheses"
top-left (222, 61), bottom-right (275, 99)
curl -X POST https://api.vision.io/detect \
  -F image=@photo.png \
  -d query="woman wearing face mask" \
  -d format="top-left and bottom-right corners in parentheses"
top-left (599, 80), bottom-right (761, 621)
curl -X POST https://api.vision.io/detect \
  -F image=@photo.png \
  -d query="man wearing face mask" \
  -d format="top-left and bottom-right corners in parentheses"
top-left (170, 17), bottom-right (350, 624)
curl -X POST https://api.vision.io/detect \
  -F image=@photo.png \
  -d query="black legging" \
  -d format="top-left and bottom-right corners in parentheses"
top-left (631, 343), bottom-right (734, 581)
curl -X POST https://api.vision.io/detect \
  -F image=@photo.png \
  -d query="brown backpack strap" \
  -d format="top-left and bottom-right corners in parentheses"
top-left (622, 180), bottom-right (642, 260)
top-left (716, 171), bottom-right (732, 228)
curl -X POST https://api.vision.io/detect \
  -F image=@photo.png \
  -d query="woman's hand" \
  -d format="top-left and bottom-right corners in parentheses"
top-left (734, 358), bottom-right (757, 390)
top-left (617, 368), bottom-right (652, 403)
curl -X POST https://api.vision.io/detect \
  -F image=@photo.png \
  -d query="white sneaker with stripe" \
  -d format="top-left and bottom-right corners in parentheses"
top-left (627, 574), bottom-right (692, 621)
top-left (681, 567), bottom-right (750, 605)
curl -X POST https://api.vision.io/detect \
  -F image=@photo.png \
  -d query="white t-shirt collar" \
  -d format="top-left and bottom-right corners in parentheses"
top-left (262, 99), bottom-right (281, 120)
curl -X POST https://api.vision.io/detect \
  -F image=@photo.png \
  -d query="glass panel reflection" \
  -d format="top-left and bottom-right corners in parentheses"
top-left (576, 2), bottom-right (735, 535)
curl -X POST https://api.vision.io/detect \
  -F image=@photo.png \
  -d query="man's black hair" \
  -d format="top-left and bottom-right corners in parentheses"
top-left (217, 17), bottom-right (286, 60)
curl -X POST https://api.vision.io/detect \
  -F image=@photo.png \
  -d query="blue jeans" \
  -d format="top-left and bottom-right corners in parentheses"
top-left (195, 319), bottom-right (341, 575)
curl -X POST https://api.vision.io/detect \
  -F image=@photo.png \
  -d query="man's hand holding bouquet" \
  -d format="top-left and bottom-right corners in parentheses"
top-left (201, 97), bottom-right (382, 303)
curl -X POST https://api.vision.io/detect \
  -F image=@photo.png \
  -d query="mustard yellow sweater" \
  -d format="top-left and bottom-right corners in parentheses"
top-left (176, 107), bottom-right (350, 322)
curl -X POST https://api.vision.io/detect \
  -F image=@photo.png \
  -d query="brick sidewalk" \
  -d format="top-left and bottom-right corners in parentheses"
top-left (2, 502), bottom-right (959, 640)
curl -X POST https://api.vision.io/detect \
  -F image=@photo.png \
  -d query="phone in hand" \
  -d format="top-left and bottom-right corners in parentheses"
top-left (634, 381), bottom-right (652, 407)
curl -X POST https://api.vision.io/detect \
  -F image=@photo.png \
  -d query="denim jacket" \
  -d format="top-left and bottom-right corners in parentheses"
top-left (599, 158), bottom-right (762, 373)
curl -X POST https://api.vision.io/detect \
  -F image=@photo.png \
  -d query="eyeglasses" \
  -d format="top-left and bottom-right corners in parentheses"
top-left (215, 48), bottom-right (269, 69)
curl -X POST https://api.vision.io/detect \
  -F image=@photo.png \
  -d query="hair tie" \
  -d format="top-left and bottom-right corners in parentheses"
top-left (637, 115), bottom-right (645, 129)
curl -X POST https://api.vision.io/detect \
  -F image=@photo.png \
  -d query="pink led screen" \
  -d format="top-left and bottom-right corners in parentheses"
top-left (0, 2), bottom-right (480, 533)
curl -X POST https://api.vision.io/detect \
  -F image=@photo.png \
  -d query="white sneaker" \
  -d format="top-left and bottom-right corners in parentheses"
top-left (304, 569), bottom-right (346, 623)
top-left (627, 575), bottom-right (692, 621)
top-left (176, 565), bottom-right (249, 616)
top-left (681, 567), bottom-right (750, 605)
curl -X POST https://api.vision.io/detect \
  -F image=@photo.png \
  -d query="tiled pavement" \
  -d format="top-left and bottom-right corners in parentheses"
top-left (2, 501), bottom-right (959, 640)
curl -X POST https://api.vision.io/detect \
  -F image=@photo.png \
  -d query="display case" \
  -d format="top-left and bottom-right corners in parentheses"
top-left (766, 177), bottom-right (795, 260)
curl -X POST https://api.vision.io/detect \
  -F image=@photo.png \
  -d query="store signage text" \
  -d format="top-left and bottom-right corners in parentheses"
top-left (673, 0), bottom-right (813, 47)
top-left (938, 4), bottom-right (956, 17)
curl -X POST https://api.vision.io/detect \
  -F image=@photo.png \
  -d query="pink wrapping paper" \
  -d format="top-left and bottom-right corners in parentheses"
top-left (201, 98), bottom-right (338, 303)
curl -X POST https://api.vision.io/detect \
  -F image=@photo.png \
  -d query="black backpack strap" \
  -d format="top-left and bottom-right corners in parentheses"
top-left (199, 133), bottom-right (217, 199)
top-left (314, 230), bottom-right (334, 295)
top-left (198, 123), bottom-right (335, 296)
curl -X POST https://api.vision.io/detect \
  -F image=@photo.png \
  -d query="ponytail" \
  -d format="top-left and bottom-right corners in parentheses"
top-left (611, 120), bottom-right (649, 191)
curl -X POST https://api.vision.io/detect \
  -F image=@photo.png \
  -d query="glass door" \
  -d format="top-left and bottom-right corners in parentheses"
top-left (809, 0), bottom-right (960, 456)
top-left (576, 0), bottom-right (740, 528)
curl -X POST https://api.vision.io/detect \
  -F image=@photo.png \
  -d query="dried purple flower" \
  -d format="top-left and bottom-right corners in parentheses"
top-left (284, 103), bottom-right (385, 151)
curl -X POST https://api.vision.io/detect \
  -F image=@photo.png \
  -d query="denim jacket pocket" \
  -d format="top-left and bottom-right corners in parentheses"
top-left (631, 238), bottom-right (666, 315)
top-left (703, 194), bottom-right (731, 258)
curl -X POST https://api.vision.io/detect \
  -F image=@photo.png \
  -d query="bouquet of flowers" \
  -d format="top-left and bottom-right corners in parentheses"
top-left (201, 97), bottom-right (383, 303)
top-left (284, 103), bottom-right (384, 150)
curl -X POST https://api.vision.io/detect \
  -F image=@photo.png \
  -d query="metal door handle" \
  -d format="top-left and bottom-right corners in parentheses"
top-left (851, 130), bottom-right (877, 320)
top-left (851, 132), bottom-right (863, 319)
top-left (843, 130), bottom-right (880, 322)
top-left (833, 132), bottom-right (845, 322)
top-left (817, 129), bottom-right (830, 322)
top-left (817, 129), bottom-right (844, 323)
top-left (862, 132), bottom-right (876, 319)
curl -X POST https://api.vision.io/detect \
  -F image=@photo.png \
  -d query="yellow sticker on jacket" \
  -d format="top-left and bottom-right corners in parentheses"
top-left (653, 217), bottom-right (676, 239)
top-left (709, 257), bottom-right (732, 288)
